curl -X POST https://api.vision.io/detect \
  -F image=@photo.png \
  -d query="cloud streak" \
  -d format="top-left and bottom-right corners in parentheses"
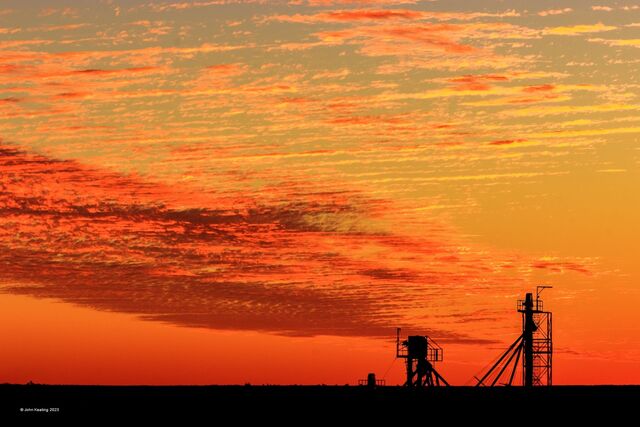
top-left (1, 143), bottom-right (575, 340)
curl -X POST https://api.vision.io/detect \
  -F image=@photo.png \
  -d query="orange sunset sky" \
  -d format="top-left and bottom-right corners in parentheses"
top-left (0, 0), bottom-right (639, 386)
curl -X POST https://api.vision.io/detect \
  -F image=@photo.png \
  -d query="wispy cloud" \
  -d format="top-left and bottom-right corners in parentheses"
top-left (538, 8), bottom-right (572, 17)
top-left (589, 37), bottom-right (640, 47)
top-left (266, 8), bottom-right (520, 24)
top-left (0, 144), bottom-right (593, 338)
top-left (543, 22), bottom-right (617, 36)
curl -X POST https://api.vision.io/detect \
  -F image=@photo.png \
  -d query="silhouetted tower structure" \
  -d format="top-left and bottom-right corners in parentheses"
top-left (476, 286), bottom-right (552, 387)
top-left (396, 328), bottom-right (449, 387)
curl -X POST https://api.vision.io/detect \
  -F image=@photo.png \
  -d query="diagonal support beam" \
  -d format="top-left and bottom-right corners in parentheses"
top-left (508, 344), bottom-right (523, 386)
top-left (475, 334), bottom-right (523, 387)
top-left (491, 336), bottom-right (524, 386)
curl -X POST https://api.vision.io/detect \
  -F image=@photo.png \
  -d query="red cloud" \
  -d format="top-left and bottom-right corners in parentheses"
top-left (328, 114), bottom-right (408, 125)
top-left (73, 66), bottom-right (160, 76)
top-left (448, 74), bottom-right (509, 91)
top-left (314, 23), bottom-right (476, 57)
top-left (378, 24), bottom-right (475, 53)
top-left (489, 139), bottom-right (527, 146)
top-left (0, 144), bottom-right (554, 340)
top-left (308, 0), bottom-right (420, 5)
top-left (508, 94), bottom-right (560, 104)
top-left (0, 97), bottom-right (22, 103)
top-left (53, 92), bottom-right (91, 99)
top-left (532, 261), bottom-right (591, 275)
top-left (523, 84), bottom-right (555, 93)
top-left (204, 63), bottom-right (247, 76)
top-left (268, 7), bottom-right (520, 23)
top-left (320, 9), bottom-right (423, 21)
